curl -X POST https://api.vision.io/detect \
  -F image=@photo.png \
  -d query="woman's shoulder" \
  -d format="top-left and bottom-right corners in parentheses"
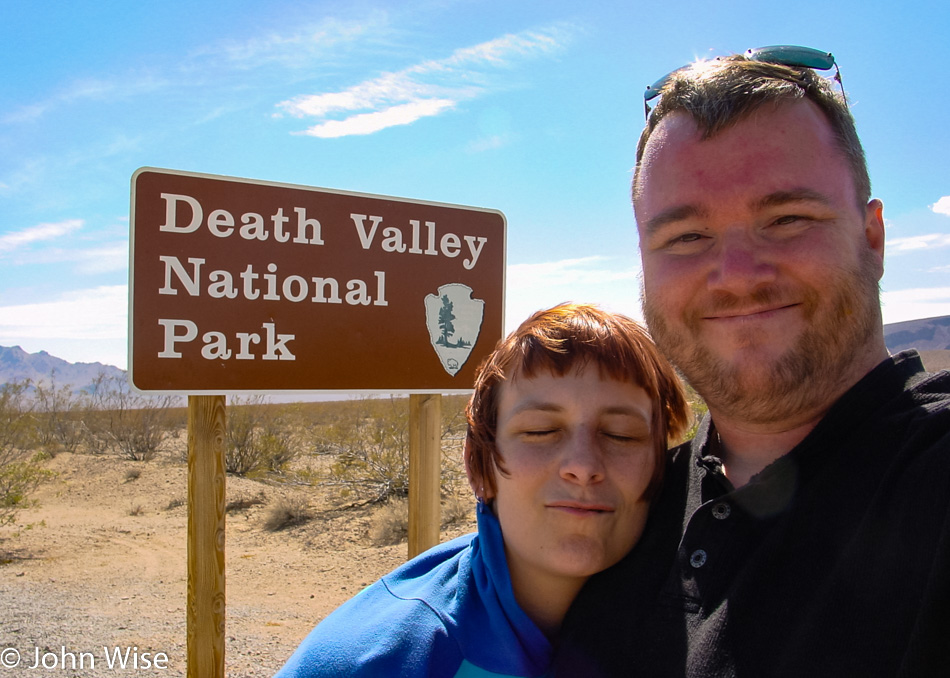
top-left (380, 532), bottom-right (478, 604)
top-left (274, 534), bottom-right (477, 678)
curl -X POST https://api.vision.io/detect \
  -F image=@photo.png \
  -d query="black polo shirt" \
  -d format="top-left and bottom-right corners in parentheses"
top-left (555, 351), bottom-right (950, 677)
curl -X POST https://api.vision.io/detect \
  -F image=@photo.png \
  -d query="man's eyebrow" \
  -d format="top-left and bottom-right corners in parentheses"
top-left (641, 204), bottom-right (707, 235)
top-left (753, 188), bottom-right (835, 211)
top-left (641, 189), bottom-right (835, 235)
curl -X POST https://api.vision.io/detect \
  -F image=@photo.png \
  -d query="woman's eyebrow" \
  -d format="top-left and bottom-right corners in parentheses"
top-left (603, 407), bottom-right (650, 418)
top-left (508, 403), bottom-right (650, 419)
top-left (507, 401), bottom-right (563, 417)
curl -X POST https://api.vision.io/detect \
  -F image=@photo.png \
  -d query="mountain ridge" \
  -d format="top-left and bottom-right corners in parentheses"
top-left (0, 345), bottom-right (125, 392)
top-left (882, 314), bottom-right (950, 352)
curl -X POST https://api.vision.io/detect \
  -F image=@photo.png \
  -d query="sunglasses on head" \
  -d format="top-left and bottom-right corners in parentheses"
top-left (643, 45), bottom-right (845, 120)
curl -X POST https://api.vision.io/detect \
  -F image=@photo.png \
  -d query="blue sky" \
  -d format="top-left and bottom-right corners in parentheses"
top-left (2, 0), bottom-right (949, 371)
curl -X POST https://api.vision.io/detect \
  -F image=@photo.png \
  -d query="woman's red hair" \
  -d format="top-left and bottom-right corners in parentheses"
top-left (465, 303), bottom-right (691, 499)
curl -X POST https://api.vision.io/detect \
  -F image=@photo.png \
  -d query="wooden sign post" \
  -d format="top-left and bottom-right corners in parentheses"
top-left (408, 393), bottom-right (442, 558)
top-left (186, 395), bottom-right (227, 678)
top-left (129, 168), bottom-right (505, 676)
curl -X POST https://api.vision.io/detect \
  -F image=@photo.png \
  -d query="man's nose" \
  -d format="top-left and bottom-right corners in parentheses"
top-left (707, 230), bottom-right (777, 294)
top-left (559, 429), bottom-right (606, 485)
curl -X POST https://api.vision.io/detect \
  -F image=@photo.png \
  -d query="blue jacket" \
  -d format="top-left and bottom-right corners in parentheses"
top-left (274, 504), bottom-right (552, 677)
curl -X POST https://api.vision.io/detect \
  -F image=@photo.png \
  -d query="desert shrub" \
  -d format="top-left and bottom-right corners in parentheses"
top-left (440, 394), bottom-right (470, 443)
top-left (441, 493), bottom-right (473, 528)
top-left (165, 497), bottom-right (185, 511)
top-left (263, 495), bottom-right (313, 531)
top-left (0, 381), bottom-right (36, 454)
top-left (32, 372), bottom-right (86, 456)
top-left (366, 491), bottom-right (474, 546)
top-left (0, 381), bottom-right (52, 526)
top-left (0, 456), bottom-right (51, 527)
top-left (314, 396), bottom-right (469, 507)
top-left (369, 498), bottom-right (409, 546)
top-left (225, 396), bottom-right (297, 476)
top-left (315, 397), bottom-right (411, 505)
top-left (82, 372), bottom-right (174, 461)
top-left (226, 491), bottom-right (267, 513)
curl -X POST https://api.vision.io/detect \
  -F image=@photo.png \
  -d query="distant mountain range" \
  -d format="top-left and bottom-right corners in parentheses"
top-left (2, 314), bottom-right (948, 391)
top-left (0, 345), bottom-right (125, 392)
top-left (883, 315), bottom-right (950, 352)
top-left (883, 314), bottom-right (950, 372)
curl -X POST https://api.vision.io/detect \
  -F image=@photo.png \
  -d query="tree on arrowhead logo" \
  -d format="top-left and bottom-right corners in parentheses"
top-left (424, 283), bottom-right (485, 376)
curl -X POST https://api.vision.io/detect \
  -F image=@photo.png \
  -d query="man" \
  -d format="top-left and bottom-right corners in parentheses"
top-left (554, 48), bottom-right (950, 677)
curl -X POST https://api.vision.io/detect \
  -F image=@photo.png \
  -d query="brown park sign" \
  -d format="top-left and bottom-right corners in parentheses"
top-left (129, 168), bottom-right (506, 393)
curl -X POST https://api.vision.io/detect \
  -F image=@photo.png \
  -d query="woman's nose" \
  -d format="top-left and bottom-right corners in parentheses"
top-left (558, 429), bottom-right (606, 485)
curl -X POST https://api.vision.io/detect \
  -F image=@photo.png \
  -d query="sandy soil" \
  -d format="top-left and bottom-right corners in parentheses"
top-left (0, 441), bottom-right (476, 677)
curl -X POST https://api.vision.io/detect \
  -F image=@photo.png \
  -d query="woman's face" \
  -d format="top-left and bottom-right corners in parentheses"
top-left (489, 362), bottom-right (656, 595)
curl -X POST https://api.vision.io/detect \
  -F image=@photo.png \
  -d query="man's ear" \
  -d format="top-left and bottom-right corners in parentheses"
top-left (864, 199), bottom-right (886, 279)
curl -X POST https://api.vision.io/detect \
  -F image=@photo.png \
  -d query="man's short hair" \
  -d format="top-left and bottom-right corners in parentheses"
top-left (633, 55), bottom-right (870, 211)
top-left (465, 303), bottom-right (691, 500)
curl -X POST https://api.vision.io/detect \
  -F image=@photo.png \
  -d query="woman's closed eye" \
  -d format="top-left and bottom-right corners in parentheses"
top-left (600, 416), bottom-right (651, 444)
top-left (520, 428), bottom-right (560, 439)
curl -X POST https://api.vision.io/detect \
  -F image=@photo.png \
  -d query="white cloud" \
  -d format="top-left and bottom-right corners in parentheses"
top-left (504, 256), bottom-right (642, 331)
top-left (507, 256), bottom-right (638, 286)
top-left (190, 15), bottom-right (383, 70)
top-left (3, 74), bottom-right (169, 125)
top-left (0, 219), bottom-right (84, 254)
top-left (0, 286), bottom-right (128, 368)
top-left (74, 245), bottom-right (129, 274)
top-left (1, 235), bottom-right (127, 274)
top-left (3, 15), bottom-right (380, 127)
top-left (298, 99), bottom-right (455, 138)
top-left (466, 134), bottom-right (511, 153)
top-left (445, 29), bottom-right (564, 66)
top-left (278, 23), bottom-right (575, 137)
top-left (931, 196), bottom-right (950, 216)
top-left (0, 286), bottom-right (128, 341)
top-left (886, 232), bottom-right (950, 253)
top-left (881, 287), bottom-right (950, 325)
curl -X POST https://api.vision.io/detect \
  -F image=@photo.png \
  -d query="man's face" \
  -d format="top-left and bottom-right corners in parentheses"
top-left (635, 100), bottom-right (886, 424)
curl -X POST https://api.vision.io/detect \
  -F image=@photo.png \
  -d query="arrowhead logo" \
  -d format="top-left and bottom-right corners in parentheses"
top-left (424, 283), bottom-right (485, 376)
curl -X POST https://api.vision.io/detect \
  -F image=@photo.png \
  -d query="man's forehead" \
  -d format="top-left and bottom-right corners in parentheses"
top-left (635, 100), bottom-right (846, 214)
top-left (639, 111), bottom-right (701, 169)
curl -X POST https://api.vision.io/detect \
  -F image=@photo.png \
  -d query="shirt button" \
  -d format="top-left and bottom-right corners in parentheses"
top-left (689, 549), bottom-right (707, 568)
top-left (712, 502), bottom-right (731, 520)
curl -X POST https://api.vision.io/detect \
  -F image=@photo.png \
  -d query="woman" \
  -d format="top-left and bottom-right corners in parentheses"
top-left (275, 303), bottom-right (690, 677)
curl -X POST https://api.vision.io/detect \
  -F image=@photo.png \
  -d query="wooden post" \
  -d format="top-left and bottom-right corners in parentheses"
top-left (187, 395), bottom-right (227, 678)
top-left (408, 393), bottom-right (442, 559)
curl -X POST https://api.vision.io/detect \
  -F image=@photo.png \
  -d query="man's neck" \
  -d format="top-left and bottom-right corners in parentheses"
top-left (711, 413), bottom-right (823, 488)
top-left (709, 342), bottom-right (890, 488)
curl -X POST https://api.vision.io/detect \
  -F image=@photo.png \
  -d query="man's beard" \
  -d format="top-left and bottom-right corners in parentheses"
top-left (643, 250), bottom-right (882, 426)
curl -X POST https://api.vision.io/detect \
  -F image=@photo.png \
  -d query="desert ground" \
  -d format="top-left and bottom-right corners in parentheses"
top-left (0, 434), bottom-right (477, 677)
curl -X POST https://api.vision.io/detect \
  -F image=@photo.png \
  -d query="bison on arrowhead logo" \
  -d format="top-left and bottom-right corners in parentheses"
top-left (424, 283), bottom-right (485, 377)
